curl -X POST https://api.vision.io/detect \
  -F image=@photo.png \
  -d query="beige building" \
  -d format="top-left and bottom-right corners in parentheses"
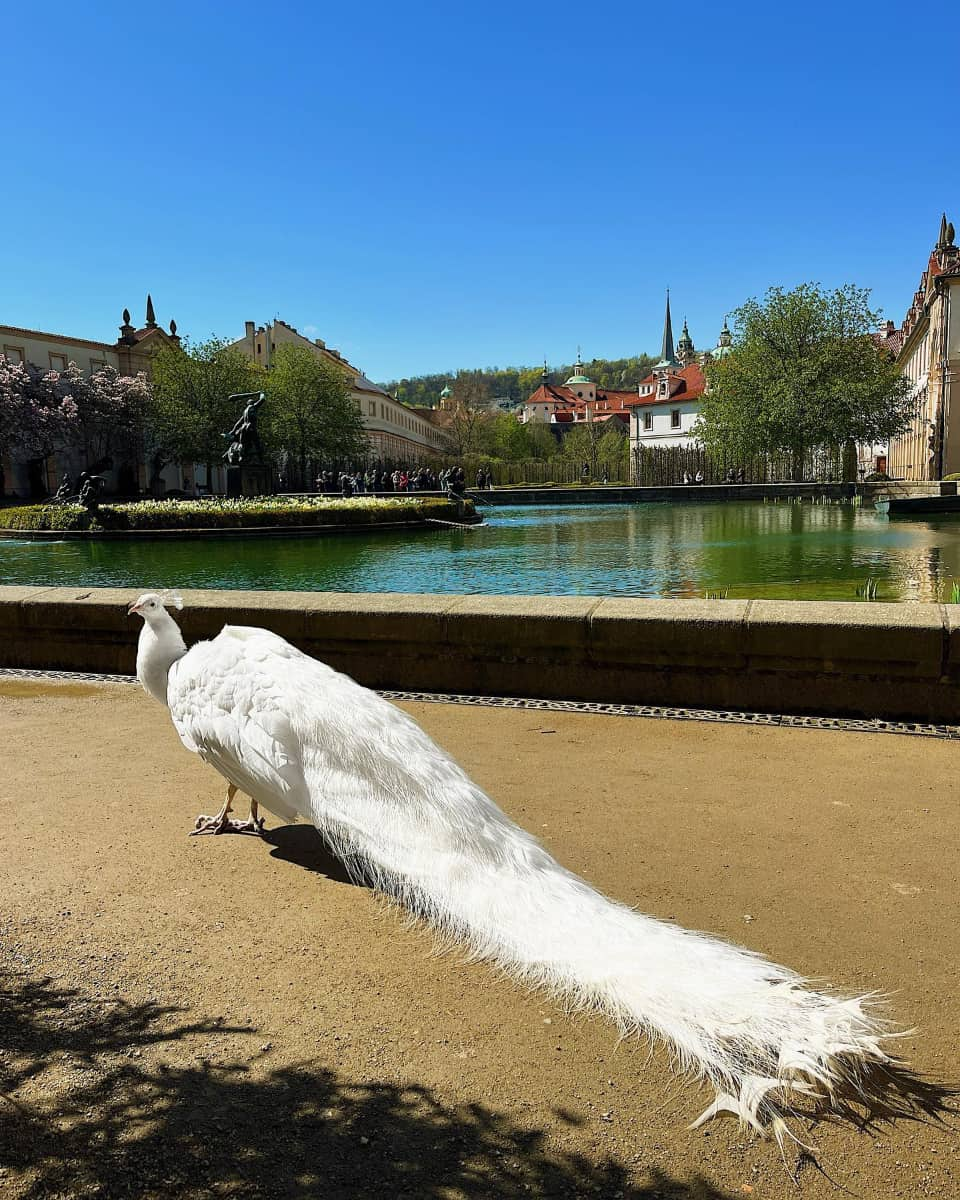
top-left (887, 215), bottom-right (960, 480)
top-left (0, 297), bottom-right (177, 497)
top-left (231, 319), bottom-right (448, 463)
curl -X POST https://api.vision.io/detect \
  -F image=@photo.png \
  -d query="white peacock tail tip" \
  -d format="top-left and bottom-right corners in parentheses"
top-left (159, 589), bottom-right (184, 611)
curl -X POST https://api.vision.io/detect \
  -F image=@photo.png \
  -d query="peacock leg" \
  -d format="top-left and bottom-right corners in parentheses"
top-left (191, 785), bottom-right (265, 836)
top-left (229, 796), bottom-right (266, 836)
top-left (191, 783), bottom-right (237, 835)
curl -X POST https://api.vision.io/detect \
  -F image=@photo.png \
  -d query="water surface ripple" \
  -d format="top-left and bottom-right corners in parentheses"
top-left (1, 502), bottom-right (959, 601)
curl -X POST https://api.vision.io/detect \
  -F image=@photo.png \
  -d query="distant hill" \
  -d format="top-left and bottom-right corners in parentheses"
top-left (380, 354), bottom-right (658, 409)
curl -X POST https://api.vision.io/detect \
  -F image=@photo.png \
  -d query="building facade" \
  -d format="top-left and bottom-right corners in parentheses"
top-left (886, 215), bottom-right (960, 481)
top-left (231, 319), bottom-right (448, 462)
top-left (519, 354), bottom-right (635, 433)
top-left (519, 297), bottom-right (729, 466)
top-left (0, 297), bottom-right (177, 497)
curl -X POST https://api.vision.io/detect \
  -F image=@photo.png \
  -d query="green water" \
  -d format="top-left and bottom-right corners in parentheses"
top-left (2, 502), bottom-right (960, 601)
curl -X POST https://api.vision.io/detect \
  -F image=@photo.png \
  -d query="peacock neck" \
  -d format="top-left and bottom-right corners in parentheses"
top-left (136, 612), bottom-right (188, 706)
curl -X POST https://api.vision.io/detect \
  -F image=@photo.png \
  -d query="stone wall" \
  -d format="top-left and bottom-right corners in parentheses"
top-left (1, 586), bottom-right (959, 723)
top-left (473, 481), bottom-right (952, 506)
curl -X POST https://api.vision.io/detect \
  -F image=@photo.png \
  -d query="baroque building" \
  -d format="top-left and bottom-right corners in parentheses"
top-left (629, 294), bottom-right (733, 454)
top-left (0, 297), bottom-right (178, 497)
top-left (886, 214), bottom-right (960, 480)
top-left (231, 319), bottom-right (447, 462)
top-left (518, 295), bottom-right (732, 458)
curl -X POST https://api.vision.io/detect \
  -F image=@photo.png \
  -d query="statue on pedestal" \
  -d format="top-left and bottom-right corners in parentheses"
top-left (223, 392), bottom-right (266, 465)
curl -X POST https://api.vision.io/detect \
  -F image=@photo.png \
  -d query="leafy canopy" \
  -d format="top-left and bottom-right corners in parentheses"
top-left (696, 283), bottom-right (911, 478)
top-left (147, 337), bottom-right (262, 468)
top-left (264, 344), bottom-right (369, 481)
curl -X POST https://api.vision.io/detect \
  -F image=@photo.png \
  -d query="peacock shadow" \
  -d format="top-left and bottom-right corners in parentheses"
top-left (262, 823), bottom-right (365, 887)
top-left (1, 966), bottom-right (735, 1200)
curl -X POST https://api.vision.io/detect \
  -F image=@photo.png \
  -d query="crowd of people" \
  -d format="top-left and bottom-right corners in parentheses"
top-left (313, 464), bottom-right (495, 498)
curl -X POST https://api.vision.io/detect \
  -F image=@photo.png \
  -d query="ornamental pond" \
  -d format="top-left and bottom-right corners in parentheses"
top-left (3, 501), bottom-right (960, 602)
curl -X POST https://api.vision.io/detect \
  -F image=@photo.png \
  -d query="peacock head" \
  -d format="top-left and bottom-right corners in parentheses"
top-left (128, 591), bottom-right (184, 621)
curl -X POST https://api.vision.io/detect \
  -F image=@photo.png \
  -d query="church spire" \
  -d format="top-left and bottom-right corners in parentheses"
top-left (657, 291), bottom-right (677, 368)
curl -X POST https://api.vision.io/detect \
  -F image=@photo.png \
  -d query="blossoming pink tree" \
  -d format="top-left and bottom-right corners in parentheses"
top-left (0, 354), bottom-right (150, 497)
top-left (0, 356), bottom-right (79, 495)
top-left (56, 361), bottom-right (151, 473)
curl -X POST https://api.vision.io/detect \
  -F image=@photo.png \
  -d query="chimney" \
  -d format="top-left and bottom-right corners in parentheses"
top-left (245, 320), bottom-right (255, 342)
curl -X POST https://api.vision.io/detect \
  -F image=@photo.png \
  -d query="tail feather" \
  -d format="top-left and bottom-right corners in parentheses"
top-left (307, 794), bottom-right (896, 1134)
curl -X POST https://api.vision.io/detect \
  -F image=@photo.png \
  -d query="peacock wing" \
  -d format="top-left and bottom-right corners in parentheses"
top-left (166, 626), bottom-right (311, 823)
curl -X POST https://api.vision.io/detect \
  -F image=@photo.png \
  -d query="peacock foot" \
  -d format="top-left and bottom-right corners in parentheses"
top-left (191, 812), bottom-right (266, 836)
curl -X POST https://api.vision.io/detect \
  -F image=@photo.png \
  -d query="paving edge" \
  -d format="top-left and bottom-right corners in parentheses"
top-left (2, 668), bottom-right (958, 742)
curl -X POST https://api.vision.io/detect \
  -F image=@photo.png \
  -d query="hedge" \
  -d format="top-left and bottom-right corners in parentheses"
top-left (0, 496), bottom-right (477, 532)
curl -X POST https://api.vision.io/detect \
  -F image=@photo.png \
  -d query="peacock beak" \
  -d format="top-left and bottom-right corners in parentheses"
top-left (127, 601), bottom-right (142, 616)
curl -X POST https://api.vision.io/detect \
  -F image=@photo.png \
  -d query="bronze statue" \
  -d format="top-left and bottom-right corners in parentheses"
top-left (223, 391), bottom-right (266, 465)
top-left (76, 471), bottom-right (106, 512)
top-left (52, 474), bottom-right (73, 502)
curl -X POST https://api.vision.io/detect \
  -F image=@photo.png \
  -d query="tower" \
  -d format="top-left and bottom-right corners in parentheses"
top-left (676, 317), bottom-right (695, 366)
top-left (564, 348), bottom-right (595, 403)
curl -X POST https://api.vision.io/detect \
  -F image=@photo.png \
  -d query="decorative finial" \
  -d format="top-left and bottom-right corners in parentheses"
top-left (938, 213), bottom-right (949, 247)
top-left (169, 318), bottom-right (177, 336)
top-left (542, 357), bottom-right (548, 379)
top-left (948, 221), bottom-right (956, 248)
top-left (122, 308), bottom-right (131, 325)
top-left (145, 294), bottom-right (157, 328)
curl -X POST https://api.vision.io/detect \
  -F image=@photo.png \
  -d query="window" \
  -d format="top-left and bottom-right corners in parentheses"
top-left (671, 410), bottom-right (681, 429)
top-left (49, 353), bottom-right (68, 372)
top-left (643, 411), bottom-right (653, 431)
top-left (3, 345), bottom-right (24, 364)
top-left (368, 400), bottom-right (376, 415)
top-left (90, 359), bottom-right (107, 372)
top-left (659, 380), bottom-right (668, 397)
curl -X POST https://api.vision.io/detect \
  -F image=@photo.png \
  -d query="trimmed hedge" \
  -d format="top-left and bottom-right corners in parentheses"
top-left (0, 496), bottom-right (477, 532)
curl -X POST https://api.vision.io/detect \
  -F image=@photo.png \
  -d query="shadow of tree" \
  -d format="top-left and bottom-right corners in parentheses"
top-left (1, 968), bottom-right (732, 1199)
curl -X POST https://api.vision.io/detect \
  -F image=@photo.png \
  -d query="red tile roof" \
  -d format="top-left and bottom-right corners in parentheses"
top-left (626, 363), bottom-right (707, 407)
top-left (523, 383), bottom-right (649, 415)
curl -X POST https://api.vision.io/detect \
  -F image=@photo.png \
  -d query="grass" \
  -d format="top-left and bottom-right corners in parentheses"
top-left (855, 578), bottom-right (880, 600)
top-left (703, 588), bottom-right (729, 600)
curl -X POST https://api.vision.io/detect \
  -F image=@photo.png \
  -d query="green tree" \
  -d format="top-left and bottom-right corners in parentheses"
top-left (559, 423), bottom-right (605, 475)
top-left (696, 284), bottom-right (912, 481)
top-left (524, 421), bottom-right (558, 460)
top-left (265, 344), bottom-right (369, 485)
top-left (148, 337), bottom-right (262, 484)
top-left (595, 423), bottom-right (629, 472)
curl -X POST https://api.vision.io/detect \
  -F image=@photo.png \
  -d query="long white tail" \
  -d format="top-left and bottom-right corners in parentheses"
top-left (305, 761), bottom-right (894, 1136)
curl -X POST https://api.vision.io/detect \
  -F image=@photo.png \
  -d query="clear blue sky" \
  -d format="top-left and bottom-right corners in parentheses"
top-left (2, 1), bottom-right (956, 384)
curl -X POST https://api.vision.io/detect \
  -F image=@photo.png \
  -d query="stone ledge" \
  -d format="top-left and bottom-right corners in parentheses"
top-left (1, 585), bottom-right (958, 722)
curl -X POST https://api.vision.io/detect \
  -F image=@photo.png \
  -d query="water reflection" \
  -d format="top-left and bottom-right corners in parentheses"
top-left (2, 503), bottom-right (960, 601)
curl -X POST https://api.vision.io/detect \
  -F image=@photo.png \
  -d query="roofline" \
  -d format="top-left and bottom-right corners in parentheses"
top-left (0, 324), bottom-right (116, 353)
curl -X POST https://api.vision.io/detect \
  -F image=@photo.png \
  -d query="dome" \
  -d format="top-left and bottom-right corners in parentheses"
top-left (439, 383), bottom-right (452, 399)
top-left (565, 371), bottom-right (591, 385)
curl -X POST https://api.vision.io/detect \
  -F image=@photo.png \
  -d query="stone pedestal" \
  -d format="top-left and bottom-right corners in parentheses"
top-left (226, 464), bottom-right (273, 497)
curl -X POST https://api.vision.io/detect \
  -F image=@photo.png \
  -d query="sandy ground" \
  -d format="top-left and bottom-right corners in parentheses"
top-left (1, 679), bottom-right (958, 1200)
